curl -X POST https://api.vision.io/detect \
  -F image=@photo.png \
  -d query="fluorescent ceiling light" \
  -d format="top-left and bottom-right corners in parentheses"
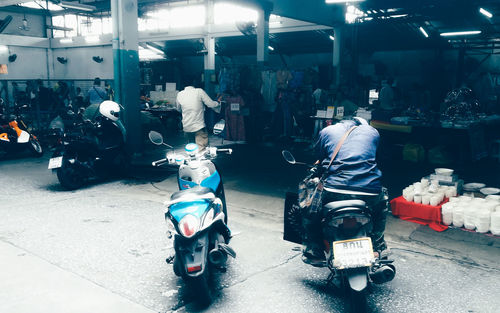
top-left (60, 1), bottom-right (96, 12)
top-left (59, 38), bottom-right (73, 44)
top-left (419, 27), bottom-right (429, 38)
top-left (146, 44), bottom-right (164, 55)
top-left (329, 35), bottom-right (335, 41)
top-left (85, 35), bottom-right (100, 43)
top-left (139, 46), bottom-right (164, 60)
top-left (326, 0), bottom-right (365, 3)
top-left (479, 8), bottom-right (493, 19)
top-left (440, 30), bottom-right (482, 37)
top-left (268, 46), bottom-right (274, 51)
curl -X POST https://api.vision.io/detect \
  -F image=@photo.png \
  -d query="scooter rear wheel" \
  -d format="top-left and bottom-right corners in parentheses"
top-left (57, 160), bottom-right (86, 190)
top-left (349, 288), bottom-right (367, 313)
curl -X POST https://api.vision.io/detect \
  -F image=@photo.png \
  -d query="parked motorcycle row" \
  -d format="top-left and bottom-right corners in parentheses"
top-left (0, 99), bottom-right (43, 158)
top-left (2, 98), bottom-right (396, 312)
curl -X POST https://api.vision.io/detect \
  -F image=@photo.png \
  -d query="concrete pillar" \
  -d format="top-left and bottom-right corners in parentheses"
top-left (204, 35), bottom-right (215, 96)
top-left (257, 7), bottom-right (270, 67)
top-left (111, 0), bottom-right (141, 153)
top-left (333, 26), bottom-right (342, 86)
top-left (204, 0), bottom-right (215, 96)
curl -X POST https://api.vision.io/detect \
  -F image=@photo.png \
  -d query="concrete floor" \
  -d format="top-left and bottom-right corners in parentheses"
top-left (0, 141), bottom-right (499, 313)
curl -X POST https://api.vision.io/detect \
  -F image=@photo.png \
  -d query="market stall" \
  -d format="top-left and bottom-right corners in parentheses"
top-left (391, 168), bottom-right (500, 236)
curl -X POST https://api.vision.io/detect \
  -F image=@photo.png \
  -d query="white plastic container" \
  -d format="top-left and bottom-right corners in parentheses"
top-left (485, 195), bottom-right (500, 202)
top-left (490, 211), bottom-right (500, 235)
top-left (453, 206), bottom-right (465, 228)
top-left (475, 210), bottom-right (491, 233)
top-left (483, 202), bottom-right (497, 213)
top-left (403, 191), bottom-right (414, 202)
top-left (414, 194), bottom-right (422, 204)
top-left (441, 203), bottom-right (454, 226)
top-left (463, 207), bottom-right (477, 230)
top-left (422, 194), bottom-right (430, 205)
top-left (459, 196), bottom-right (472, 202)
top-left (430, 196), bottom-right (439, 206)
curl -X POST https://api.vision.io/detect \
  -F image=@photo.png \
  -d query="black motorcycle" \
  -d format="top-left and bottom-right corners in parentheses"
top-left (282, 150), bottom-right (395, 313)
top-left (48, 112), bottom-right (128, 190)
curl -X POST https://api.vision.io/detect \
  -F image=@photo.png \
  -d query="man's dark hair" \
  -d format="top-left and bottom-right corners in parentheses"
top-left (182, 76), bottom-right (201, 89)
top-left (93, 77), bottom-right (101, 86)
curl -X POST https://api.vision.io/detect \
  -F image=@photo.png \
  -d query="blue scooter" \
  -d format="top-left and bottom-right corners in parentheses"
top-left (149, 130), bottom-right (235, 306)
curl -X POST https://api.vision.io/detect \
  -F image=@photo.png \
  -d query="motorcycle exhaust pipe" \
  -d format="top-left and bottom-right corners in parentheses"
top-left (208, 246), bottom-right (228, 266)
top-left (208, 233), bottom-right (229, 266)
top-left (370, 264), bottom-right (396, 284)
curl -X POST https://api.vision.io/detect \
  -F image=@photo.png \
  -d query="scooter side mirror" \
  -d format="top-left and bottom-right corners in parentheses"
top-left (282, 150), bottom-right (296, 164)
top-left (149, 130), bottom-right (164, 145)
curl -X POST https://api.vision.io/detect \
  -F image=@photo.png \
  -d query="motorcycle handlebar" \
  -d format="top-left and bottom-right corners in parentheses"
top-left (152, 158), bottom-right (169, 167)
top-left (217, 148), bottom-right (232, 154)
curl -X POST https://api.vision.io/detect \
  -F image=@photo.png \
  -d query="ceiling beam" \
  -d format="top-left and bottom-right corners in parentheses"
top-left (267, 0), bottom-right (344, 26)
top-left (0, 0), bottom-right (34, 7)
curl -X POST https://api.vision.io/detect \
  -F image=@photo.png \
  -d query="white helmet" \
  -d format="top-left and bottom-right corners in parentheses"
top-left (99, 100), bottom-right (120, 121)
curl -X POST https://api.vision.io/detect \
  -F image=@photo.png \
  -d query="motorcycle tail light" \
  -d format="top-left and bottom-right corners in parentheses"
top-left (330, 216), bottom-right (370, 228)
top-left (178, 214), bottom-right (200, 238)
top-left (187, 265), bottom-right (202, 273)
top-left (342, 217), bottom-right (359, 230)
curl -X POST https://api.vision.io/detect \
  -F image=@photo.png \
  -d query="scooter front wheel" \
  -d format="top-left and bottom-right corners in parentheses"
top-left (29, 137), bottom-right (43, 157)
top-left (187, 271), bottom-right (212, 307)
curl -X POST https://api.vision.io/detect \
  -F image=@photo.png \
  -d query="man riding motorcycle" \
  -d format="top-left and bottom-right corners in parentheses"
top-left (302, 117), bottom-right (390, 265)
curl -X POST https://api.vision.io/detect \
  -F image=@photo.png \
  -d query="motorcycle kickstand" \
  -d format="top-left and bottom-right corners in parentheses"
top-left (165, 255), bottom-right (175, 264)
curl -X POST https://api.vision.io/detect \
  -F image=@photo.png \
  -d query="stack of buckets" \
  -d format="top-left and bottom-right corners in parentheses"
top-left (441, 195), bottom-right (500, 235)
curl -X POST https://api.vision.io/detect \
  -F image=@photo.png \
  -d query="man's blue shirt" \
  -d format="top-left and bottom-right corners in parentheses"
top-left (316, 120), bottom-right (382, 194)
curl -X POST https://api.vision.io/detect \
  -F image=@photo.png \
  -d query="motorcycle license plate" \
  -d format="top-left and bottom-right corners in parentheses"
top-left (48, 156), bottom-right (63, 169)
top-left (333, 237), bottom-right (374, 269)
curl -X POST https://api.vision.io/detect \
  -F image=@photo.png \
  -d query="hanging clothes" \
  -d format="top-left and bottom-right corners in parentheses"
top-left (289, 71), bottom-right (305, 89)
top-left (261, 71), bottom-right (278, 112)
top-left (218, 67), bottom-right (241, 94)
top-left (276, 70), bottom-right (292, 90)
top-left (224, 95), bottom-right (246, 141)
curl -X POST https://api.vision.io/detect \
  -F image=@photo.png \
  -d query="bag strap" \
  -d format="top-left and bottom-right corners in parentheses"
top-left (326, 125), bottom-right (358, 171)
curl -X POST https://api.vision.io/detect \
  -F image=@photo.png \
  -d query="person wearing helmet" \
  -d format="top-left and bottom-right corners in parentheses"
top-left (302, 117), bottom-right (389, 265)
top-left (92, 100), bottom-right (126, 148)
top-left (176, 79), bottom-right (221, 151)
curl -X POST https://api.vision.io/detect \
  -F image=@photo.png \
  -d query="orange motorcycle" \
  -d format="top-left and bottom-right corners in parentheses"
top-left (0, 100), bottom-right (43, 157)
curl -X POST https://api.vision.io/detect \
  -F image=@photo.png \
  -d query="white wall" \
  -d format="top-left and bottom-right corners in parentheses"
top-left (52, 46), bottom-right (113, 80)
top-left (0, 11), bottom-right (45, 37)
top-left (0, 46), bottom-right (48, 79)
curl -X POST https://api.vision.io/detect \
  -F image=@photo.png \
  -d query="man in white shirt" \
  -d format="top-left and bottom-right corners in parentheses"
top-left (176, 83), bottom-right (221, 151)
top-left (378, 79), bottom-right (394, 111)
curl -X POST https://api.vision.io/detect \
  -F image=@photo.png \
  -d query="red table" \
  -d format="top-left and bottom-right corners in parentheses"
top-left (390, 196), bottom-right (449, 232)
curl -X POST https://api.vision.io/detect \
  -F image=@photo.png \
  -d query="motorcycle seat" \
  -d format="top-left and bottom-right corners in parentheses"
top-left (324, 199), bottom-right (366, 211)
top-left (170, 186), bottom-right (214, 201)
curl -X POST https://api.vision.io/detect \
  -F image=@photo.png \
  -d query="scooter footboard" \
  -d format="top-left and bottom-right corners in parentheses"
top-left (174, 233), bottom-right (210, 278)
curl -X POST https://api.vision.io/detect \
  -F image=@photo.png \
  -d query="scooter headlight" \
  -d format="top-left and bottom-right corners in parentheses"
top-left (178, 214), bottom-right (200, 238)
top-left (201, 208), bottom-right (214, 230)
